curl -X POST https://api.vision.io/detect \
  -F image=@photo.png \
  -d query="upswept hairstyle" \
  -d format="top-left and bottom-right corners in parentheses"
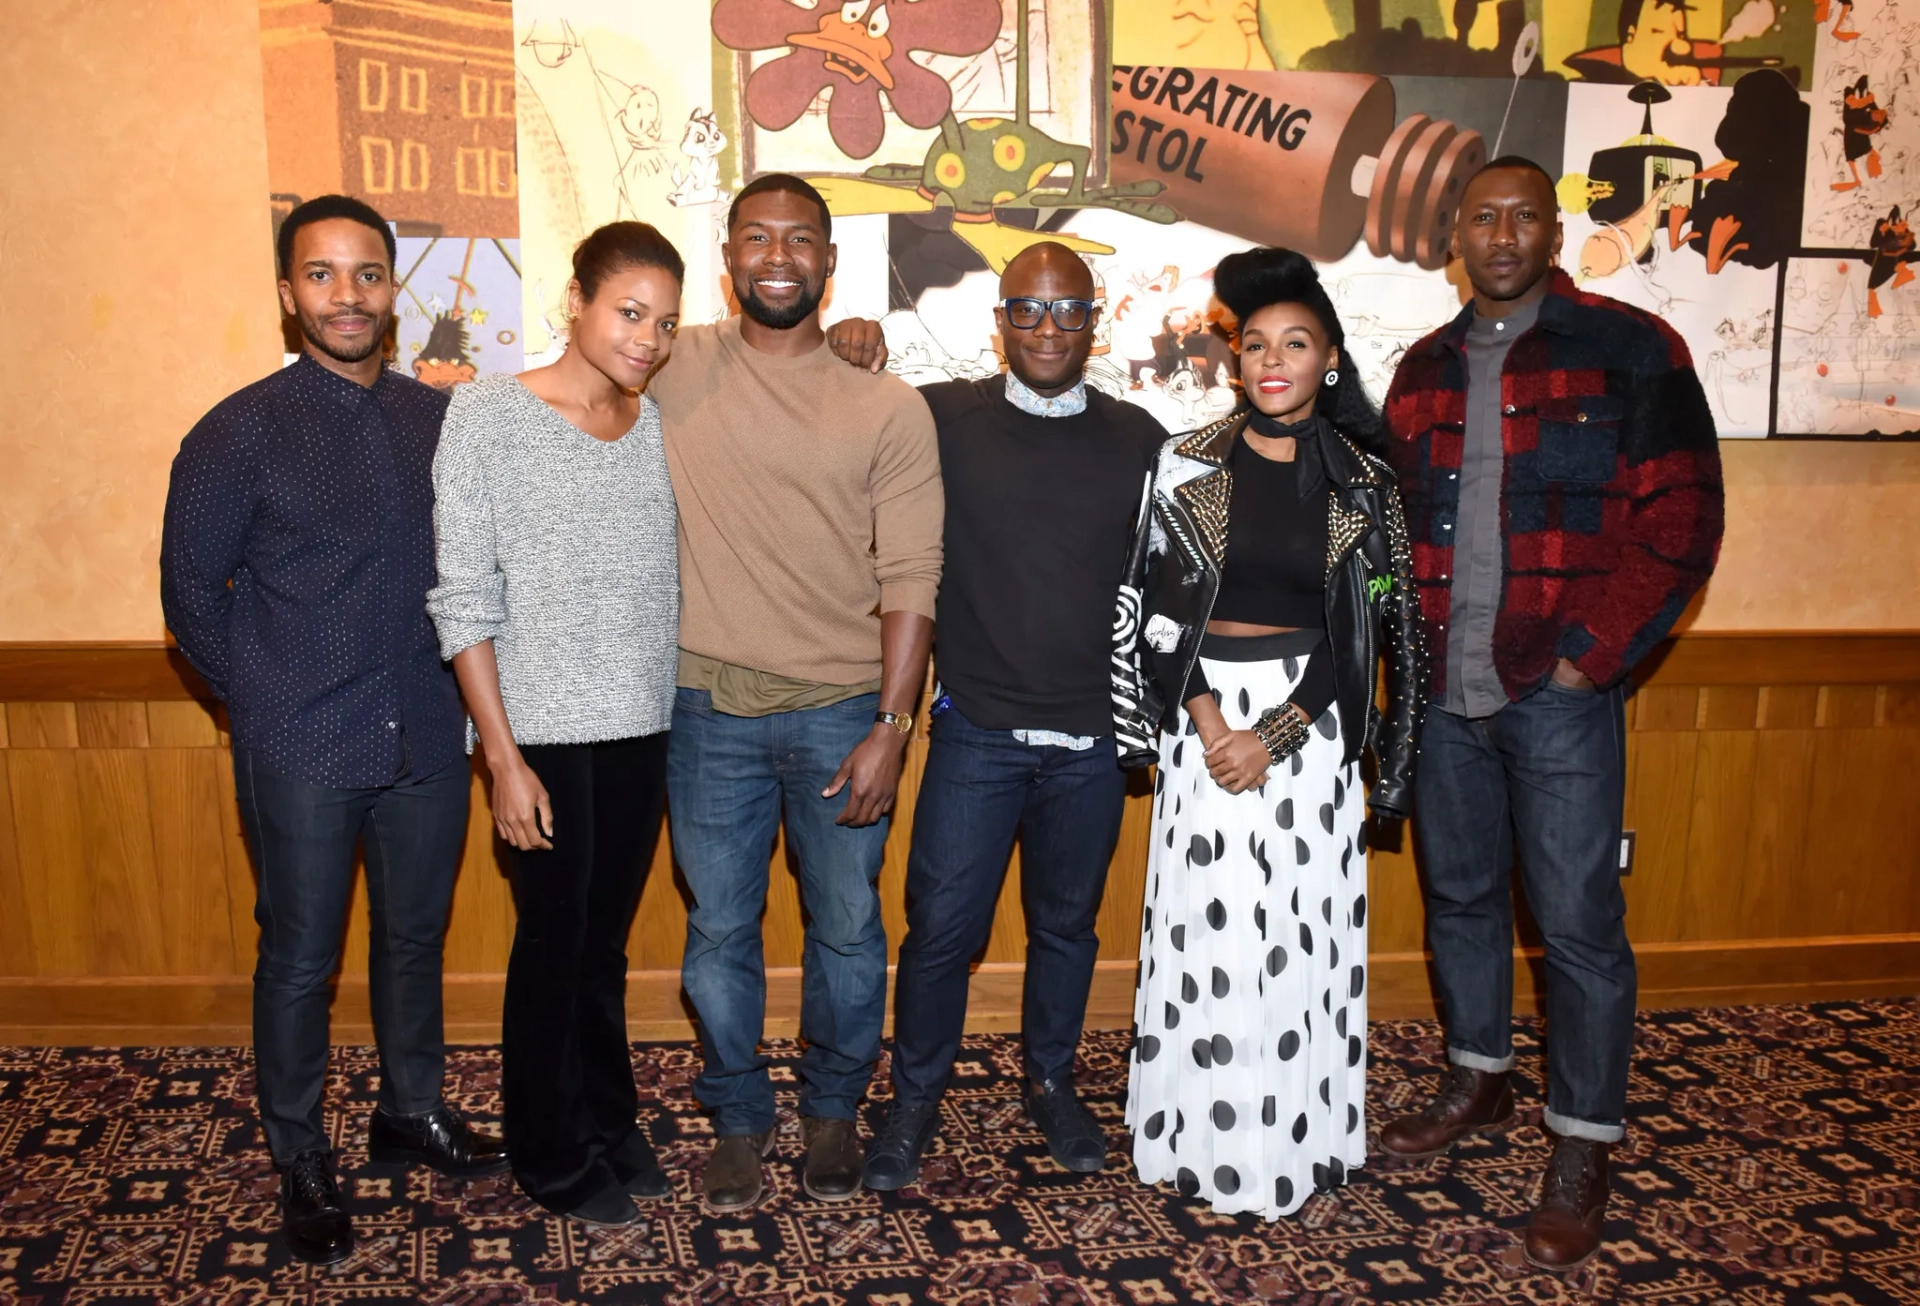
top-left (1213, 246), bottom-right (1386, 455)
top-left (571, 221), bottom-right (686, 299)
top-left (276, 195), bottom-right (396, 278)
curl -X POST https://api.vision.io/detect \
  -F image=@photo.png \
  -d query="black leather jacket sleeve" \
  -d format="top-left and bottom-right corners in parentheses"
top-left (1369, 481), bottom-right (1424, 818)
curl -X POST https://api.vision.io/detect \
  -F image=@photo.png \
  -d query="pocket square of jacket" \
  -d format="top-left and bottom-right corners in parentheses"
top-left (1144, 614), bottom-right (1184, 654)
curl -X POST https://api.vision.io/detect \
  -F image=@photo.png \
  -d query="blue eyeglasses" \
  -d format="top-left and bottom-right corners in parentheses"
top-left (1000, 297), bottom-right (1095, 331)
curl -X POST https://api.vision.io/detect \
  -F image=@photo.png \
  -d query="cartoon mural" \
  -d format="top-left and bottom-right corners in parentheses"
top-left (394, 236), bottom-right (524, 391)
top-left (248, 0), bottom-right (1920, 437)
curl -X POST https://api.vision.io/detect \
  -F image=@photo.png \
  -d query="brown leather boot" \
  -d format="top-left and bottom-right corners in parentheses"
top-left (800, 1116), bottom-right (863, 1202)
top-left (1378, 1064), bottom-right (1516, 1158)
top-left (701, 1130), bottom-right (774, 1213)
top-left (1525, 1134), bottom-right (1612, 1271)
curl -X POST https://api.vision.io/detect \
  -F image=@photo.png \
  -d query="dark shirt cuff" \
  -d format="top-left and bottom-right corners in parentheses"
top-left (1285, 644), bottom-right (1336, 724)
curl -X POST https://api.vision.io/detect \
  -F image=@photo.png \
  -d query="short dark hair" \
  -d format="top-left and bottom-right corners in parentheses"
top-left (1467, 155), bottom-right (1561, 208)
top-left (571, 221), bottom-right (686, 300)
top-left (1618, 0), bottom-right (1689, 43)
top-left (1212, 246), bottom-right (1385, 454)
top-left (727, 173), bottom-right (832, 240)
top-left (276, 195), bottom-right (396, 278)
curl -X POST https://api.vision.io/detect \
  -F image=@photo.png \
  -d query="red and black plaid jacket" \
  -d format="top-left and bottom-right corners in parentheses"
top-left (1383, 271), bottom-right (1724, 698)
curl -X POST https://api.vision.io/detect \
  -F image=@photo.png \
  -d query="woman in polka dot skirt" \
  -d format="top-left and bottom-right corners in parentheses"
top-left (1112, 247), bottom-right (1423, 1219)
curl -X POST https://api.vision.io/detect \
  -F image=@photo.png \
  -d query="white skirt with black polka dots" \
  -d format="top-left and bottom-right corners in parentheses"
top-left (1124, 648), bottom-right (1369, 1220)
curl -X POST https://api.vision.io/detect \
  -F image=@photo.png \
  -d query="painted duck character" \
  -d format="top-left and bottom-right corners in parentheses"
top-left (1867, 204), bottom-right (1920, 317)
top-left (1834, 75), bottom-right (1889, 192)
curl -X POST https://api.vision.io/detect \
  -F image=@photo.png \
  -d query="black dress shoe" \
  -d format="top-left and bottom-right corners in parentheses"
top-left (1026, 1078), bottom-right (1109, 1174)
top-left (367, 1103), bottom-right (510, 1178)
top-left (862, 1100), bottom-right (941, 1192)
top-left (280, 1150), bottom-right (354, 1266)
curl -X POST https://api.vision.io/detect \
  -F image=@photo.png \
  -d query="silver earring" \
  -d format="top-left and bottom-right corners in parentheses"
top-left (1324, 368), bottom-right (1339, 386)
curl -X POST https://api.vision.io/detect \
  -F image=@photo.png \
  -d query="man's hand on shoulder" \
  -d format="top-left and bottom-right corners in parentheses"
top-left (826, 318), bottom-right (890, 374)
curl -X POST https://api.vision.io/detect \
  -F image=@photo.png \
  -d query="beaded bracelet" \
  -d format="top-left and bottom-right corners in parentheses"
top-left (1251, 705), bottom-right (1312, 765)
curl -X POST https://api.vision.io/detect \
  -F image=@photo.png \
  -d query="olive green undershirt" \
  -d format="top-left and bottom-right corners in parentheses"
top-left (676, 648), bottom-right (881, 718)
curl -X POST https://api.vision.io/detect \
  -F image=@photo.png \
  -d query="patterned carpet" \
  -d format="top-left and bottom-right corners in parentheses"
top-left (2, 999), bottom-right (1917, 1304)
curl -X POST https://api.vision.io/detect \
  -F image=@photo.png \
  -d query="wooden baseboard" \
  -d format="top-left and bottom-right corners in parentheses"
top-left (4, 936), bottom-right (1917, 1045)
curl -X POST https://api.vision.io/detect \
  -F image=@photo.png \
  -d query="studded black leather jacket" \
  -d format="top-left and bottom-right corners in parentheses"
top-left (1110, 408), bottom-right (1425, 817)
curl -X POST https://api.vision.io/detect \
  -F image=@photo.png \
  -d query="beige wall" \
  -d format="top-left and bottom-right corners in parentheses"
top-left (1, 0), bottom-right (1915, 642)
top-left (0, 0), bottom-right (284, 643)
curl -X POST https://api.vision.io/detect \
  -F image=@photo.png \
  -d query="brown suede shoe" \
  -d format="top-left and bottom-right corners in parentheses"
top-left (701, 1130), bottom-right (774, 1213)
top-left (800, 1116), bottom-right (863, 1202)
top-left (1524, 1134), bottom-right (1613, 1272)
top-left (1378, 1064), bottom-right (1516, 1158)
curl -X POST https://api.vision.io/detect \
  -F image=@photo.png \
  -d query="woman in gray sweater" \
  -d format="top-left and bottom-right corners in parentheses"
top-left (427, 223), bottom-right (682, 1228)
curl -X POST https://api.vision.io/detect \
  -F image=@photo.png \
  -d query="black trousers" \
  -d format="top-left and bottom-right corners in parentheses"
top-left (234, 751), bottom-right (469, 1162)
top-left (502, 733), bottom-right (668, 1212)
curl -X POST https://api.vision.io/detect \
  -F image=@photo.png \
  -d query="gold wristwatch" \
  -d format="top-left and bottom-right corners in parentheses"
top-left (875, 710), bottom-right (914, 735)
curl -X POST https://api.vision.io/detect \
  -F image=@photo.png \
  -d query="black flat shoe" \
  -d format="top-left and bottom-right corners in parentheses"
top-left (564, 1183), bottom-right (640, 1227)
top-left (862, 1100), bottom-right (941, 1192)
top-left (1026, 1078), bottom-right (1108, 1174)
top-left (280, 1150), bottom-right (354, 1265)
top-left (367, 1102), bottom-right (510, 1178)
top-left (610, 1130), bottom-right (671, 1201)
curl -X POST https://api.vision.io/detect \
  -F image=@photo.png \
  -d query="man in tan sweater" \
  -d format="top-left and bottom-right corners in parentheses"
top-left (646, 175), bottom-right (942, 1212)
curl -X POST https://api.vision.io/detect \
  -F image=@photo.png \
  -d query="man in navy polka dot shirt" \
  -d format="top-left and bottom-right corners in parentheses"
top-left (160, 196), bottom-right (507, 1267)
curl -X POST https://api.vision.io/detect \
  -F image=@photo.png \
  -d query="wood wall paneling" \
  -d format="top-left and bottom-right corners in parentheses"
top-left (0, 634), bottom-right (1916, 1044)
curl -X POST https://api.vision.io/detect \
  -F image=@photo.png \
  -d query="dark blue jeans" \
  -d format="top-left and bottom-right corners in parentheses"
top-left (233, 750), bottom-right (469, 1162)
top-left (891, 706), bottom-right (1128, 1105)
top-left (1414, 682), bottom-right (1635, 1142)
top-left (669, 689), bottom-right (891, 1136)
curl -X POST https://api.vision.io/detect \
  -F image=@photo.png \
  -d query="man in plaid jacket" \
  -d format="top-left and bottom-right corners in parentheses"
top-left (1377, 157), bottom-right (1724, 1272)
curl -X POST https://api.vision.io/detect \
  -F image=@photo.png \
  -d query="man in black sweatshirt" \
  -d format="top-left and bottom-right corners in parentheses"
top-left (864, 242), bottom-right (1169, 1189)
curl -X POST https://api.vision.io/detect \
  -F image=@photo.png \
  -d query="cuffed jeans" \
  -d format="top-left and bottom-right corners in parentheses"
top-left (503, 734), bottom-right (668, 1212)
top-left (669, 689), bottom-right (891, 1136)
top-left (891, 705), bottom-right (1127, 1104)
top-left (1414, 682), bottom-right (1635, 1142)
top-left (233, 750), bottom-right (469, 1162)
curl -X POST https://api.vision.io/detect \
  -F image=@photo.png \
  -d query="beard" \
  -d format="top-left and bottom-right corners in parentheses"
top-left (736, 279), bottom-right (825, 331)
top-left (296, 306), bottom-right (391, 365)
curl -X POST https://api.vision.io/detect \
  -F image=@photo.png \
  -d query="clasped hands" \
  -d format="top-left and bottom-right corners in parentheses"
top-left (1185, 694), bottom-right (1307, 795)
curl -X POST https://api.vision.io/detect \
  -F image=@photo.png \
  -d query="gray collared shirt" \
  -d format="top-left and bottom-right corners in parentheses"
top-left (1440, 296), bottom-right (1541, 718)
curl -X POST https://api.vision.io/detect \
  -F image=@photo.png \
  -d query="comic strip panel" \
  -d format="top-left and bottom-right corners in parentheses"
top-left (1798, 0), bottom-right (1920, 250)
top-left (1777, 255), bottom-right (1920, 435)
top-left (1557, 79), bottom-right (1805, 434)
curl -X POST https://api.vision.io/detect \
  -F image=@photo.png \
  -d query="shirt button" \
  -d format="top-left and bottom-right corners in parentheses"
top-left (1502, 404), bottom-right (1517, 416)
top-left (1448, 472), bottom-right (1458, 480)
top-left (1442, 524), bottom-right (1453, 531)
top-left (387, 721), bottom-right (398, 729)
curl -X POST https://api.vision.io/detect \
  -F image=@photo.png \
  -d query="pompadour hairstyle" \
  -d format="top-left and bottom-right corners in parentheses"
top-left (1213, 245), bottom-right (1386, 455)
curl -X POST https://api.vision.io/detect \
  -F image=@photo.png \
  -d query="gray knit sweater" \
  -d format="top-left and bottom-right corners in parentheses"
top-left (427, 374), bottom-right (678, 746)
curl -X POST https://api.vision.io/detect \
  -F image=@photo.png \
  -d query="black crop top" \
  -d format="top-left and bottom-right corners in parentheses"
top-left (1183, 412), bottom-right (1336, 725)
top-left (1210, 420), bottom-right (1330, 627)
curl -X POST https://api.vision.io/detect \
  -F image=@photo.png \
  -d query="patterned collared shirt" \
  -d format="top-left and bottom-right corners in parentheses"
top-left (160, 355), bottom-right (466, 787)
top-left (1003, 370), bottom-right (1089, 418)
